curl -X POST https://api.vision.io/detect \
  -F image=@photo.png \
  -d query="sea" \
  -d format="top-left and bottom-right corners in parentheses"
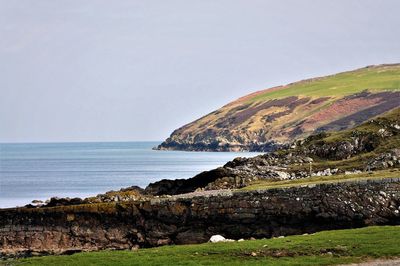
top-left (0, 141), bottom-right (261, 208)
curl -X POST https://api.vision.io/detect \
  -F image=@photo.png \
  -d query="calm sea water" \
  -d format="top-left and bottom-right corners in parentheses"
top-left (0, 142), bottom-right (260, 208)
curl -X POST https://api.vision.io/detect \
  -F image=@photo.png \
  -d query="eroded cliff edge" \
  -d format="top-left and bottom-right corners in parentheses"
top-left (1, 178), bottom-right (400, 257)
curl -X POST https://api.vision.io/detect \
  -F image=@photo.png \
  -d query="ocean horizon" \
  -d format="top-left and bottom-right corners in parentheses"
top-left (0, 141), bottom-right (261, 208)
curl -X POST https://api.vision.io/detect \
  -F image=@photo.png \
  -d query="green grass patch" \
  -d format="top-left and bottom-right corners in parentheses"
top-left (250, 65), bottom-right (400, 102)
top-left (3, 226), bottom-right (400, 266)
top-left (242, 169), bottom-right (399, 191)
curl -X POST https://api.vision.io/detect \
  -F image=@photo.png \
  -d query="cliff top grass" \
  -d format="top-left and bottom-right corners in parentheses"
top-left (4, 226), bottom-right (400, 266)
top-left (250, 64), bottom-right (400, 102)
top-left (242, 169), bottom-right (400, 191)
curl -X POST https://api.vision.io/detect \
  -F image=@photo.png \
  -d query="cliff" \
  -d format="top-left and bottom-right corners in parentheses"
top-left (1, 178), bottom-right (400, 257)
top-left (157, 64), bottom-right (400, 151)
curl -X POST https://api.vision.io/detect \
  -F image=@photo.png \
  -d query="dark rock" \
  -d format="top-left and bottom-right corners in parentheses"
top-left (46, 197), bottom-right (84, 207)
top-left (366, 149), bottom-right (400, 171)
top-left (145, 167), bottom-right (232, 195)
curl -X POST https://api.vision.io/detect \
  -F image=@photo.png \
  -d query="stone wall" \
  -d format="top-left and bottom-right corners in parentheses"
top-left (1, 178), bottom-right (399, 257)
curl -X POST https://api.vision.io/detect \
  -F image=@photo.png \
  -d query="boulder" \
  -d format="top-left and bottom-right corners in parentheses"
top-left (209, 235), bottom-right (226, 243)
top-left (209, 235), bottom-right (235, 243)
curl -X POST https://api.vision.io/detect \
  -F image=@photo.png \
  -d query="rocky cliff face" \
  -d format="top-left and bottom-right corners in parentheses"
top-left (1, 179), bottom-right (400, 257)
top-left (157, 64), bottom-right (400, 151)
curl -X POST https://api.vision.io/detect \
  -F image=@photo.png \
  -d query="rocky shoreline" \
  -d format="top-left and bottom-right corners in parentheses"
top-left (1, 178), bottom-right (399, 258)
top-left (155, 140), bottom-right (282, 152)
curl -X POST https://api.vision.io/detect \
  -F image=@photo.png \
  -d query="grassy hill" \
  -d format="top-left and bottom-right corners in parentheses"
top-left (5, 226), bottom-right (400, 266)
top-left (249, 64), bottom-right (400, 101)
top-left (157, 64), bottom-right (400, 151)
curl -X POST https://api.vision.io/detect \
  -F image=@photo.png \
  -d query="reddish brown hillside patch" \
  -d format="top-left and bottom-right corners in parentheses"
top-left (317, 93), bottom-right (400, 132)
top-left (299, 92), bottom-right (390, 132)
top-left (293, 91), bottom-right (400, 136)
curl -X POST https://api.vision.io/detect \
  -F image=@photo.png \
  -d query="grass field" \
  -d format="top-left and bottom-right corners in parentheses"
top-left (250, 64), bottom-right (400, 102)
top-left (3, 226), bottom-right (400, 266)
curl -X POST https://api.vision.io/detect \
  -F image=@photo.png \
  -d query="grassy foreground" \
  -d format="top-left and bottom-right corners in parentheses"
top-left (4, 226), bottom-right (400, 266)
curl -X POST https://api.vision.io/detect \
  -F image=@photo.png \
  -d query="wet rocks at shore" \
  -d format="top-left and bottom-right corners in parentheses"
top-left (25, 186), bottom-right (147, 209)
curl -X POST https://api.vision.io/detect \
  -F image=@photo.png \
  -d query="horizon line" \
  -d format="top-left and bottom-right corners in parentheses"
top-left (0, 140), bottom-right (162, 145)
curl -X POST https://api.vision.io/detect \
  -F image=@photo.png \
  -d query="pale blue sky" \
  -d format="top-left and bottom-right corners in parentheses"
top-left (1, 0), bottom-right (399, 142)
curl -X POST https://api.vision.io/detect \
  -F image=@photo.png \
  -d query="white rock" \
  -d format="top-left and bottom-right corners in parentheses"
top-left (304, 157), bottom-right (313, 163)
top-left (276, 171), bottom-right (290, 180)
top-left (323, 168), bottom-right (332, 176)
top-left (209, 235), bottom-right (226, 243)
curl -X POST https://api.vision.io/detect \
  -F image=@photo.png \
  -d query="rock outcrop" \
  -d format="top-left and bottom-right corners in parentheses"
top-left (1, 179), bottom-right (399, 257)
top-left (145, 153), bottom-right (314, 195)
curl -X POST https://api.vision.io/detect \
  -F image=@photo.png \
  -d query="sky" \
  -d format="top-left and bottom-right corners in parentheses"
top-left (1, 0), bottom-right (399, 143)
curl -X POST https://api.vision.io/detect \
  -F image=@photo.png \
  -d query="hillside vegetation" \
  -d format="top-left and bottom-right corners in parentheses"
top-left (157, 64), bottom-right (400, 151)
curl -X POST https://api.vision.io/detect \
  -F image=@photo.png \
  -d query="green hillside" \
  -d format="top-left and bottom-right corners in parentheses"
top-left (157, 64), bottom-right (400, 152)
top-left (251, 64), bottom-right (400, 101)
